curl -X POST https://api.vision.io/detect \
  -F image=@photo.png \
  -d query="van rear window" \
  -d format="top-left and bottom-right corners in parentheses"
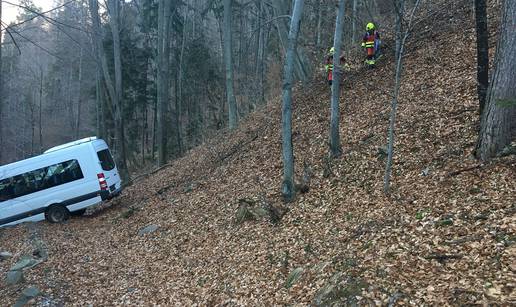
top-left (0, 159), bottom-right (84, 202)
top-left (97, 149), bottom-right (115, 171)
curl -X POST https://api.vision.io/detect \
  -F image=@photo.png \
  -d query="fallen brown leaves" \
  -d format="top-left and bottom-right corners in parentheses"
top-left (0, 0), bottom-right (514, 305)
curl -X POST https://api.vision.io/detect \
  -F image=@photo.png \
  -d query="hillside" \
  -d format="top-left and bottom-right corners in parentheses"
top-left (1, 1), bottom-right (514, 306)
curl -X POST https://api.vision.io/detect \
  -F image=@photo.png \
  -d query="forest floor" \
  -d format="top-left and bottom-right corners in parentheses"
top-left (0, 0), bottom-right (514, 306)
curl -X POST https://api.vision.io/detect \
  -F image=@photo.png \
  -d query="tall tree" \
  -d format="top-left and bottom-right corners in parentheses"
top-left (254, 0), bottom-right (266, 105)
top-left (38, 67), bottom-right (43, 153)
top-left (108, 0), bottom-right (129, 178)
top-left (384, 0), bottom-right (420, 194)
top-left (329, 0), bottom-right (346, 157)
top-left (394, 0), bottom-right (405, 61)
top-left (272, 0), bottom-right (312, 82)
top-left (89, 0), bottom-right (128, 178)
top-left (476, 0), bottom-right (516, 160)
top-left (95, 62), bottom-right (103, 137)
top-left (157, 0), bottom-right (172, 166)
top-left (316, 0), bottom-right (322, 47)
top-left (351, 0), bottom-right (357, 47)
top-left (474, 0), bottom-right (489, 115)
top-left (177, 7), bottom-right (188, 155)
top-left (223, 0), bottom-right (238, 129)
top-left (281, 0), bottom-right (304, 202)
top-left (74, 48), bottom-right (84, 140)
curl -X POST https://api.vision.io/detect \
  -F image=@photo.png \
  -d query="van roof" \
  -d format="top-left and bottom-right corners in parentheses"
top-left (1, 137), bottom-right (104, 177)
top-left (44, 137), bottom-right (99, 154)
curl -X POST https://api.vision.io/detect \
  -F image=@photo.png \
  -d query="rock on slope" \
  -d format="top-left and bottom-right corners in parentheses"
top-left (0, 0), bottom-right (514, 305)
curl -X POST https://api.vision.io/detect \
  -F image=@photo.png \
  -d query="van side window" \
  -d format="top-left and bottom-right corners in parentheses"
top-left (0, 160), bottom-right (84, 203)
top-left (97, 149), bottom-right (115, 171)
top-left (0, 179), bottom-right (15, 202)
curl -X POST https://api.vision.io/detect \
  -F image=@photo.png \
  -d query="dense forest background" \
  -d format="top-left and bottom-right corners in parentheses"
top-left (0, 0), bottom-right (513, 181)
top-left (0, 0), bottom-right (400, 174)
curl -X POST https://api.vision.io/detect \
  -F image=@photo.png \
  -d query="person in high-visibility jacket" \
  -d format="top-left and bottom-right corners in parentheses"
top-left (325, 47), bottom-right (346, 86)
top-left (362, 22), bottom-right (381, 66)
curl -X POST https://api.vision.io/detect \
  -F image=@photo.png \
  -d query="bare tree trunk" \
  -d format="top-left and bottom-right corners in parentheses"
top-left (142, 45), bottom-right (152, 162)
top-left (223, 0), bottom-right (238, 129)
top-left (394, 0), bottom-right (405, 61)
top-left (384, 0), bottom-right (420, 194)
top-left (316, 0), bottom-right (322, 47)
top-left (174, 75), bottom-right (182, 156)
top-left (259, 2), bottom-right (267, 105)
top-left (254, 1), bottom-right (261, 93)
top-left (75, 48), bottom-right (84, 140)
top-left (156, 0), bottom-right (164, 163)
top-left (191, 0), bottom-right (196, 38)
top-left (177, 8), bottom-right (188, 155)
top-left (30, 92), bottom-right (35, 156)
top-left (141, 103), bottom-right (147, 165)
top-left (255, 0), bottom-right (266, 105)
top-left (164, 0), bottom-right (172, 154)
top-left (89, 0), bottom-right (117, 130)
top-left (329, 0), bottom-right (346, 158)
top-left (351, 0), bottom-right (357, 47)
top-left (95, 64), bottom-right (102, 137)
top-left (152, 100), bottom-right (157, 159)
top-left (476, 0), bottom-right (516, 160)
top-left (38, 69), bottom-right (43, 153)
top-left (66, 67), bottom-right (74, 131)
top-left (272, 0), bottom-right (312, 82)
top-left (237, 7), bottom-right (243, 72)
top-left (157, 0), bottom-right (172, 166)
top-left (89, 0), bottom-right (128, 178)
top-left (281, 0), bottom-right (304, 202)
top-left (108, 0), bottom-right (129, 178)
top-left (254, 4), bottom-right (261, 75)
top-left (474, 0), bottom-right (489, 115)
top-left (144, 105), bottom-right (149, 157)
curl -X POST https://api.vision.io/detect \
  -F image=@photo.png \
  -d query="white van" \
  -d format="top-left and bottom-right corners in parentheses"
top-left (0, 137), bottom-right (122, 227)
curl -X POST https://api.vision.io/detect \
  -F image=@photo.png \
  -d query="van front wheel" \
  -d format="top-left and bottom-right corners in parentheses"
top-left (45, 205), bottom-right (70, 223)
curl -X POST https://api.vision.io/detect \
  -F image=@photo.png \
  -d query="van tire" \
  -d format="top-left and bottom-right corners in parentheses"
top-left (45, 205), bottom-right (70, 223)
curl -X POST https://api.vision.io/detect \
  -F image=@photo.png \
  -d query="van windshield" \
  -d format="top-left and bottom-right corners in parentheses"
top-left (97, 149), bottom-right (116, 171)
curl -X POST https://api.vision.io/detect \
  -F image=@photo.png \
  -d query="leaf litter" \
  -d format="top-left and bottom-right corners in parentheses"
top-left (0, 0), bottom-right (514, 305)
